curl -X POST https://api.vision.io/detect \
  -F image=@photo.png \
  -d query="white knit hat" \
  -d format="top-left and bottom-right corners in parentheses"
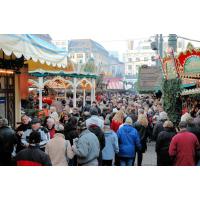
top-left (125, 117), bottom-right (133, 125)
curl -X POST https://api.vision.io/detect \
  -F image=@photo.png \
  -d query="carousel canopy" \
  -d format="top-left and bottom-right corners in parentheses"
top-left (0, 34), bottom-right (67, 67)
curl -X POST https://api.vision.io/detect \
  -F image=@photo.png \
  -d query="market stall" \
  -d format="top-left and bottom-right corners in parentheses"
top-left (0, 34), bottom-right (67, 127)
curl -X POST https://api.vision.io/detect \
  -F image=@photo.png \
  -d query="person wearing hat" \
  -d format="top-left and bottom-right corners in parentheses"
top-left (117, 117), bottom-right (141, 166)
top-left (45, 123), bottom-right (74, 166)
top-left (102, 119), bottom-right (119, 166)
top-left (15, 131), bottom-right (52, 166)
top-left (72, 122), bottom-right (100, 166)
top-left (21, 118), bottom-right (50, 151)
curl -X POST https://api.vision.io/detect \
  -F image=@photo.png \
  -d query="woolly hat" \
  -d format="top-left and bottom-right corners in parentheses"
top-left (125, 117), bottom-right (133, 125)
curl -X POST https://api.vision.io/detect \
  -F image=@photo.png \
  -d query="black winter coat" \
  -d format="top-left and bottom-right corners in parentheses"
top-left (88, 125), bottom-right (105, 150)
top-left (14, 145), bottom-right (52, 166)
top-left (64, 123), bottom-right (78, 145)
top-left (187, 123), bottom-right (200, 143)
top-left (134, 122), bottom-right (148, 153)
top-left (153, 120), bottom-right (166, 141)
top-left (0, 126), bottom-right (17, 165)
top-left (156, 128), bottom-right (176, 166)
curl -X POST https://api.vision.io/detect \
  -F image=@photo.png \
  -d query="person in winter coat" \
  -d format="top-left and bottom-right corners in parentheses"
top-left (153, 111), bottom-right (168, 141)
top-left (86, 108), bottom-right (104, 130)
top-left (91, 101), bottom-right (101, 115)
top-left (64, 116), bottom-right (78, 145)
top-left (15, 115), bottom-right (31, 153)
top-left (45, 117), bottom-right (56, 139)
top-left (111, 110), bottom-right (124, 133)
top-left (134, 114), bottom-right (148, 166)
top-left (156, 121), bottom-right (176, 166)
top-left (15, 131), bottom-right (52, 166)
top-left (0, 118), bottom-right (17, 166)
top-left (87, 123), bottom-right (105, 166)
top-left (186, 116), bottom-right (200, 143)
top-left (21, 118), bottom-right (50, 151)
top-left (49, 106), bottom-right (59, 123)
top-left (169, 121), bottom-right (200, 166)
top-left (72, 122), bottom-right (100, 166)
top-left (117, 117), bottom-right (141, 166)
top-left (102, 119), bottom-right (119, 166)
top-left (45, 124), bottom-right (74, 166)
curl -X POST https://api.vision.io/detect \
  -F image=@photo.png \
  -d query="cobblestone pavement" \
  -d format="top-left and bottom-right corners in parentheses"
top-left (142, 141), bottom-right (157, 166)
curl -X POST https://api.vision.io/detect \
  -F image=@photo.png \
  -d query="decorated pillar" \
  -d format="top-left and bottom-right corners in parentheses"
top-left (15, 74), bottom-right (21, 125)
top-left (91, 78), bottom-right (96, 103)
top-left (91, 82), bottom-right (94, 104)
top-left (38, 76), bottom-right (43, 110)
top-left (73, 77), bottom-right (77, 108)
top-left (83, 88), bottom-right (86, 107)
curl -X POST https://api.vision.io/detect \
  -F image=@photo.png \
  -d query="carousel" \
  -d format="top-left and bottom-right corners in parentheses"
top-left (27, 58), bottom-right (98, 110)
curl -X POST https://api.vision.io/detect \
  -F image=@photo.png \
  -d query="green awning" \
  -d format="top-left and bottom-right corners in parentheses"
top-left (181, 83), bottom-right (196, 89)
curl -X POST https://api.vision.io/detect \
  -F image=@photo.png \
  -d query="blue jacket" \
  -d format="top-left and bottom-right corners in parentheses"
top-left (117, 124), bottom-right (141, 158)
top-left (102, 130), bottom-right (119, 160)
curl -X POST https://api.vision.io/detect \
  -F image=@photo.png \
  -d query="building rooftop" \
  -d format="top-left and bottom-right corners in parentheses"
top-left (68, 39), bottom-right (108, 55)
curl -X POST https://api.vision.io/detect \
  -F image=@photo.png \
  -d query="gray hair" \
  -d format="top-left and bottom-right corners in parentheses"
top-left (0, 118), bottom-right (8, 127)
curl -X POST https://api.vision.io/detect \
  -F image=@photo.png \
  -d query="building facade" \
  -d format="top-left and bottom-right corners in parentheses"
top-left (123, 40), bottom-right (156, 77)
top-left (68, 39), bottom-right (114, 75)
top-left (52, 40), bottom-right (68, 50)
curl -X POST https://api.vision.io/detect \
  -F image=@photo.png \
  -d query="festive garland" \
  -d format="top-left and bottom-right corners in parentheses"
top-left (161, 78), bottom-right (182, 126)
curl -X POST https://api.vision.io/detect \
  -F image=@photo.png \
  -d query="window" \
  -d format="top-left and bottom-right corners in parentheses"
top-left (76, 53), bottom-right (83, 58)
top-left (70, 54), bottom-right (74, 59)
top-left (144, 57), bottom-right (148, 61)
top-left (128, 58), bottom-right (132, 62)
top-left (136, 57), bottom-right (140, 62)
top-left (128, 65), bottom-right (132, 70)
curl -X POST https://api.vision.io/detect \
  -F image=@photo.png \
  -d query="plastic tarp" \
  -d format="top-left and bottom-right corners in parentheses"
top-left (0, 34), bottom-right (67, 67)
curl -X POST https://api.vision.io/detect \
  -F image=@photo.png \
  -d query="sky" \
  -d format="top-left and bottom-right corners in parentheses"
top-left (2, 0), bottom-right (200, 58)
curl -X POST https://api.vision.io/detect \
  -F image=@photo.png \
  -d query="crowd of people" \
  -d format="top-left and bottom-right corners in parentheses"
top-left (0, 93), bottom-right (200, 166)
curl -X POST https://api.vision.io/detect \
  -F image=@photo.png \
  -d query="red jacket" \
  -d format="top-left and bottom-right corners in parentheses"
top-left (169, 131), bottom-right (200, 166)
top-left (111, 120), bottom-right (123, 133)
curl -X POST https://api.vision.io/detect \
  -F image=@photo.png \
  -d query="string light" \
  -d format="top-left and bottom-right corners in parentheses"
top-left (0, 69), bottom-right (14, 74)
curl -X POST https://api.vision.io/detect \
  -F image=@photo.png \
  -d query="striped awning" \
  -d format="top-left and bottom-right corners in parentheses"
top-left (107, 80), bottom-right (124, 90)
top-left (0, 34), bottom-right (67, 67)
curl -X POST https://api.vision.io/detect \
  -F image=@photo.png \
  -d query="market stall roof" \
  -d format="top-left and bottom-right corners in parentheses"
top-left (103, 77), bottom-right (124, 90)
top-left (0, 34), bottom-right (67, 67)
top-left (28, 60), bottom-right (98, 79)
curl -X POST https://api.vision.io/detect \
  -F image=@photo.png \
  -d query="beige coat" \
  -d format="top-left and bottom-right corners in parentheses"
top-left (45, 133), bottom-right (74, 166)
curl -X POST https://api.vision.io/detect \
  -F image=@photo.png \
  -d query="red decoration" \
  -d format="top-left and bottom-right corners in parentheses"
top-left (42, 97), bottom-right (52, 105)
top-left (177, 49), bottom-right (200, 67)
